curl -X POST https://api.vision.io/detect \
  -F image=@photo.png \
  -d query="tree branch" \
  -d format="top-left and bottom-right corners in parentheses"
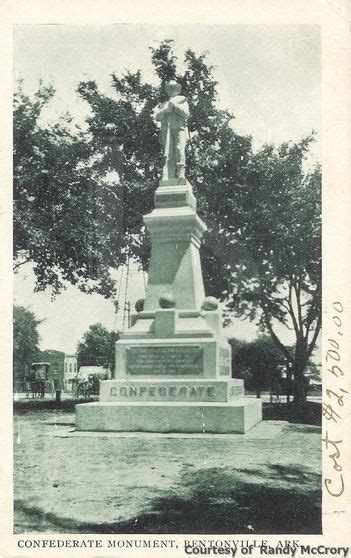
top-left (287, 283), bottom-right (301, 339)
top-left (263, 311), bottom-right (293, 364)
top-left (294, 281), bottom-right (303, 334)
top-left (13, 255), bottom-right (31, 271)
top-left (306, 313), bottom-right (322, 360)
top-left (303, 282), bottom-right (321, 342)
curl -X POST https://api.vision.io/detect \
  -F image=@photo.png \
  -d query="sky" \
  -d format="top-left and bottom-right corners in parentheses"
top-left (13, 24), bottom-right (321, 355)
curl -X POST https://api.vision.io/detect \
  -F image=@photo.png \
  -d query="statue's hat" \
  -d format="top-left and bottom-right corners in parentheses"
top-left (165, 80), bottom-right (182, 95)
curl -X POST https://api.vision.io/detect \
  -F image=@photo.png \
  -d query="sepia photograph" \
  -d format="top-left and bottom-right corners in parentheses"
top-left (11, 21), bottom-right (325, 538)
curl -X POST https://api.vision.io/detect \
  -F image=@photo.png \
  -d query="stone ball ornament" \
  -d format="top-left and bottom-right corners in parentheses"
top-left (159, 293), bottom-right (176, 308)
top-left (201, 296), bottom-right (219, 311)
top-left (135, 298), bottom-right (145, 313)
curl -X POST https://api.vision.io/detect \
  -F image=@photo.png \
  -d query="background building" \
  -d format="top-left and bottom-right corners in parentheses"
top-left (40, 350), bottom-right (65, 391)
top-left (39, 350), bottom-right (78, 392)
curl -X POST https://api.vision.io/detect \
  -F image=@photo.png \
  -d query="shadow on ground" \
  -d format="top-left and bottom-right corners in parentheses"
top-left (14, 399), bottom-right (98, 412)
top-left (15, 463), bottom-right (321, 534)
top-left (263, 402), bottom-right (321, 426)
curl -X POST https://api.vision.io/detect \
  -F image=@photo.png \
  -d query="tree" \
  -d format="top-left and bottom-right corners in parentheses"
top-left (77, 323), bottom-right (117, 371)
top-left (230, 336), bottom-right (284, 398)
top-left (220, 141), bottom-right (321, 403)
top-left (13, 305), bottom-right (42, 386)
top-left (13, 82), bottom-right (126, 297)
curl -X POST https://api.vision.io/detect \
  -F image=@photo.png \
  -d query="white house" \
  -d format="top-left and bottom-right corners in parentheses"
top-left (78, 365), bottom-right (111, 380)
top-left (63, 354), bottom-right (78, 392)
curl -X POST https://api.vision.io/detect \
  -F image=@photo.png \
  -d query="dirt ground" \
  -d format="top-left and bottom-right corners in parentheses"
top-left (14, 410), bottom-right (321, 534)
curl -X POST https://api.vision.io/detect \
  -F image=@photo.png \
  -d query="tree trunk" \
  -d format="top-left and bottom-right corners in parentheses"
top-left (286, 366), bottom-right (293, 404)
top-left (293, 362), bottom-right (307, 404)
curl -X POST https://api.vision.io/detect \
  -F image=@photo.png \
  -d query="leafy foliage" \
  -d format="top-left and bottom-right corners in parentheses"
top-left (230, 336), bottom-right (284, 397)
top-left (13, 305), bottom-right (42, 386)
top-left (14, 83), bottom-right (128, 297)
top-left (73, 374), bottom-right (101, 398)
top-left (223, 140), bottom-right (321, 399)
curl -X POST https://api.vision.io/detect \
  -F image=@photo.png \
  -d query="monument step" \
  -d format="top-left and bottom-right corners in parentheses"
top-left (99, 378), bottom-right (244, 403)
top-left (75, 399), bottom-right (262, 434)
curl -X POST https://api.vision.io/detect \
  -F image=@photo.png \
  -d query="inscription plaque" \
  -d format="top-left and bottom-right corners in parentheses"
top-left (126, 345), bottom-right (203, 376)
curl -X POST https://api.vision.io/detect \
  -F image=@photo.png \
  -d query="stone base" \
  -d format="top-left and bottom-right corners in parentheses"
top-left (75, 398), bottom-right (262, 434)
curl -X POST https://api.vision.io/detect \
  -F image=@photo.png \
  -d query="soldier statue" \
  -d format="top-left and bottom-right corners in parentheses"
top-left (155, 80), bottom-right (189, 182)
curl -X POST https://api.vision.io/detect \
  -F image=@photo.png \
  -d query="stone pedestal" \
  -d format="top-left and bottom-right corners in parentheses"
top-left (143, 184), bottom-right (206, 311)
top-left (75, 180), bottom-right (262, 434)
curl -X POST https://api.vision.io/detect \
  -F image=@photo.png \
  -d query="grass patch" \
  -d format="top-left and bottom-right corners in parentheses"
top-left (14, 409), bottom-right (321, 534)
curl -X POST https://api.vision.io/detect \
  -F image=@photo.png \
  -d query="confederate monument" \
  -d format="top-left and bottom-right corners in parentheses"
top-left (76, 80), bottom-right (262, 433)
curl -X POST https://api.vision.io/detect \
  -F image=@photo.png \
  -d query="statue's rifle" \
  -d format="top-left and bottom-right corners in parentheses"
top-left (162, 102), bottom-right (171, 181)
